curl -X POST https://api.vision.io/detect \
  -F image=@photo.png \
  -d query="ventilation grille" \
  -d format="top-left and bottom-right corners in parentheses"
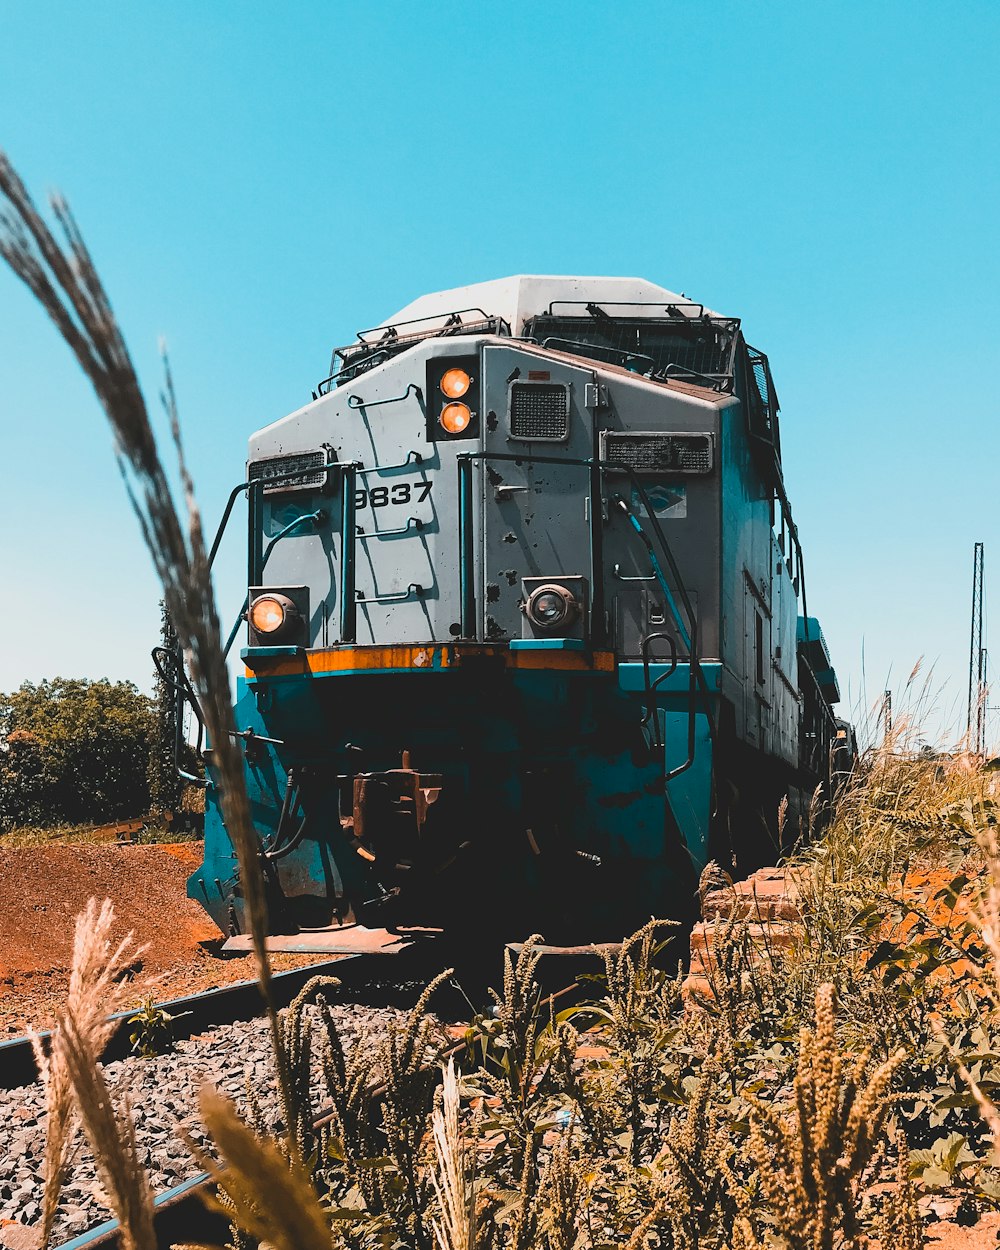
top-left (249, 450), bottom-right (327, 494)
top-left (508, 382), bottom-right (570, 441)
top-left (602, 431), bottom-right (714, 476)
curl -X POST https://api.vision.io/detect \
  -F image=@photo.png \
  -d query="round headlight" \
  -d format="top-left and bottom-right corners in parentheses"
top-left (439, 402), bottom-right (472, 435)
top-left (525, 584), bottom-right (579, 634)
top-left (440, 367), bottom-right (472, 399)
top-left (249, 593), bottom-right (297, 637)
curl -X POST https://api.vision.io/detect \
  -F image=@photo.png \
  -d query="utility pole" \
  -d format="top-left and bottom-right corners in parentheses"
top-left (968, 542), bottom-right (986, 754)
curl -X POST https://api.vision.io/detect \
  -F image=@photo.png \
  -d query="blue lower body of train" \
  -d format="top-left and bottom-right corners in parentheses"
top-left (188, 648), bottom-right (717, 942)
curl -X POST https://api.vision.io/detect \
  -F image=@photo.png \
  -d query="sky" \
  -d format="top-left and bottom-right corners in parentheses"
top-left (0, 1), bottom-right (997, 748)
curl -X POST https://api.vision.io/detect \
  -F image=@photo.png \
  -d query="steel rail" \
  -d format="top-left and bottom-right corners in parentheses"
top-left (0, 942), bottom-right (445, 1093)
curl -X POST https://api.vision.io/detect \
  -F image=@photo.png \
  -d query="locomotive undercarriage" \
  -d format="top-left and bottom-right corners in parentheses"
top-left (190, 656), bottom-right (720, 944)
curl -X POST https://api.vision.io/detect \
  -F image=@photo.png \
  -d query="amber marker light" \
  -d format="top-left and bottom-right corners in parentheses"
top-left (440, 367), bottom-right (472, 399)
top-left (439, 402), bottom-right (472, 434)
top-left (249, 595), bottom-right (287, 634)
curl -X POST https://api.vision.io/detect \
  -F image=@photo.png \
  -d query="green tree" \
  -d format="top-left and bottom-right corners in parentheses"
top-left (147, 601), bottom-right (183, 815)
top-left (0, 677), bottom-right (155, 828)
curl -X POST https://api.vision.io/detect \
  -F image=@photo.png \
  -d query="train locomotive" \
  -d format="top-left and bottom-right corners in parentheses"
top-left (182, 275), bottom-right (849, 947)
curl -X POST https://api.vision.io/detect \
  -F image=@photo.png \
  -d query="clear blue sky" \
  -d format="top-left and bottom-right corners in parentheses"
top-left (1, 1), bottom-right (997, 746)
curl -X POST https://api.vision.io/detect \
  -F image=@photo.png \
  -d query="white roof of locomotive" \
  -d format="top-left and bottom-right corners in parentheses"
top-left (382, 275), bottom-right (724, 338)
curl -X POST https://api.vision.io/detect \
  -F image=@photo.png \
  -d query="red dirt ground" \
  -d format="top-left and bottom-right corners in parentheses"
top-left (0, 841), bottom-right (329, 1035)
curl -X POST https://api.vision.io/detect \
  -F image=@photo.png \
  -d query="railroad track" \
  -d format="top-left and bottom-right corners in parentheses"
top-left (56, 978), bottom-right (581, 1250)
top-left (0, 942), bottom-right (444, 1092)
top-left (0, 942), bottom-right (461, 1247)
top-left (0, 939), bottom-right (593, 1250)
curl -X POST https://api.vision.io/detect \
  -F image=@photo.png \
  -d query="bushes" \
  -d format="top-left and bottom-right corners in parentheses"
top-left (0, 677), bottom-right (156, 829)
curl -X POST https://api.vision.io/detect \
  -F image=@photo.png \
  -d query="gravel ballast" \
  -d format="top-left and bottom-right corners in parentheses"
top-left (0, 1002), bottom-right (412, 1246)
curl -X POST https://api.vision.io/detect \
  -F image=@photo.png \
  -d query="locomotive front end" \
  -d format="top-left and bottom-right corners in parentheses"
top-left (187, 275), bottom-right (842, 946)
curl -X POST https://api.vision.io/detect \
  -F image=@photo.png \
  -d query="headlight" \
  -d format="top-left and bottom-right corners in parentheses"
top-left (249, 593), bottom-right (298, 637)
top-left (439, 402), bottom-right (472, 435)
top-left (440, 367), bottom-right (472, 399)
top-left (525, 584), bottom-right (579, 634)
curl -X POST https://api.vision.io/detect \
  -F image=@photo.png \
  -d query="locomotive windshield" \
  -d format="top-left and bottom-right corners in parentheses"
top-left (524, 304), bottom-right (740, 391)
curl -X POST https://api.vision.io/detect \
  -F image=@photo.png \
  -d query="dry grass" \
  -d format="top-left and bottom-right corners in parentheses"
top-left (747, 984), bottom-right (906, 1250)
top-left (430, 1059), bottom-right (476, 1250)
top-left (31, 899), bottom-right (153, 1249)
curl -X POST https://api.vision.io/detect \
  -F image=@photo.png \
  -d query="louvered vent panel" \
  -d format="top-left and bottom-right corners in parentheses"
top-left (508, 382), bottom-right (570, 441)
top-left (602, 431), bottom-right (714, 475)
top-left (249, 450), bottom-right (327, 494)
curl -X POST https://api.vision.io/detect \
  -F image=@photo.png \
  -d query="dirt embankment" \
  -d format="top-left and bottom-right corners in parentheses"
top-left (0, 842), bottom-right (321, 1035)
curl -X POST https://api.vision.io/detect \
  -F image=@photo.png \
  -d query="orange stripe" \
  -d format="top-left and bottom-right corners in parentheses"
top-left (245, 644), bottom-right (614, 678)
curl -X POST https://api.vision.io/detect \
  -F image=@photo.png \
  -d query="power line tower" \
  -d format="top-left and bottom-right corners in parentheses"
top-left (968, 541), bottom-right (986, 754)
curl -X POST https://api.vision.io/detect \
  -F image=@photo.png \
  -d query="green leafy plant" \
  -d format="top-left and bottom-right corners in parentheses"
top-left (127, 997), bottom-right (188, 1058)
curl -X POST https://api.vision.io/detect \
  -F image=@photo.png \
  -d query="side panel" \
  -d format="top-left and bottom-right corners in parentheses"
top-left (479, 344), bottom-right (726, 661)
top-left (719, 402), bottom-right (799, 769)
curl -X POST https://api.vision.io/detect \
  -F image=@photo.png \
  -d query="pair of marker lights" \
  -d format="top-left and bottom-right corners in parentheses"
top-left (439, 367), bottom-right (473, 434)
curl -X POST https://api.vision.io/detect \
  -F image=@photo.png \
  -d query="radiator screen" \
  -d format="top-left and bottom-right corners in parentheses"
top-left (508, 382), bottom-right (570, 441)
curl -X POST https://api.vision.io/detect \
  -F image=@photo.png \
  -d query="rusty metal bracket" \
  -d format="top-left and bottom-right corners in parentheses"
top-left (341, 750), bottom-right (444, 875)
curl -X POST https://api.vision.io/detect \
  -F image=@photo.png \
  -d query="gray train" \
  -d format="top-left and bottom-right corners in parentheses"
top-left (182, 276), bottom-right (849, 946)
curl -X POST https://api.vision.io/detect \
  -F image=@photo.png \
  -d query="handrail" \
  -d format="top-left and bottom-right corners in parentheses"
top-left (634, 627), bottom-right (700, 784)
top-left (352, 306), bottom-right (496, 346)
top-left (318, 311), bottom-right (511, 395)
top-left (539, 337), bottom-right (657, 375)
top-left (654, 362), bottom-right (734, 393)
top-left (639, 632), bottom-right (677, 746)
top-left (611, 494), bottom-right (691, 653)
top-left (358, 450), bottom-right (424, 474)
top-left (357, 582), bottom-right (424, 605)
top-left (458, 458), bottom-right (476, 637)
top-left (614, 562), bottom-right (657, 583)
top-left (544, 299), bottom-right (714, 320)
top-left (151, 644), bottom-right (206, 787)
top-left (347, 383), bottom-right (423, 411)
top-left (339, 464), bottom-right (359, 643)
top-left (358, 515), bottom-right (423, 538)
top-left (665, 620), bottom-right (699, 784)
top-left (223, 509), bottom-right (325, 659)
top-left (209, 457), bottom-right (339, 571)
top-left (315, 349), bottom-right (392, 396)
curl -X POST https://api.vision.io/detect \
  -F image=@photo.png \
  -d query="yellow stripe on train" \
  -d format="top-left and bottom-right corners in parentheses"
top-left (244, 644), bottom-right (615, 678)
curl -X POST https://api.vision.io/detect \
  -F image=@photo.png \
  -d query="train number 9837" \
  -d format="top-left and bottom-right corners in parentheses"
top-left (354, 481), bottom-right (432, 510)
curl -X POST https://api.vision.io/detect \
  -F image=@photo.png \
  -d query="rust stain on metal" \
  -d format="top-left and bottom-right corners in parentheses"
top-left (486, 582), bottom-right (500, 603)
top-left (503, 532), bottom-right (517, 544)
top-left (502, 569), bottom-right (518, 586)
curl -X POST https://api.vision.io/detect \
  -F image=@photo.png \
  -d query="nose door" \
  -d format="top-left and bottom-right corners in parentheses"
top-left (480, 346), bottom-right (597, 643)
